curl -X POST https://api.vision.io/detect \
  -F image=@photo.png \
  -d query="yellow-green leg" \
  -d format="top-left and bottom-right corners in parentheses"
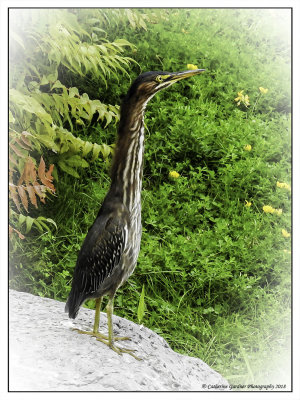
top-left (93, 296), bottom-right (102, 333)
top-left (73, 297), bottom-right (134, 344)
top-left (96, 296), bottom-right (142, 360)
top-left (73, 297), bottom-right (109, 340)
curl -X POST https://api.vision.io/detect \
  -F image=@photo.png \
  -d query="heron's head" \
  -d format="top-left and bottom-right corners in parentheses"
top-left (126, 69), bottom-right (205, 105)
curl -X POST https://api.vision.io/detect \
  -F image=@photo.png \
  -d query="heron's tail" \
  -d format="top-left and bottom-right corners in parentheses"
top-left (65, 289), bottom-right (84, 319)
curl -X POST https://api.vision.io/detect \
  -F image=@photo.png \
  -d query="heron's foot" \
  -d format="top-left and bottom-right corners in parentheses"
top-left (113, 335), bottom-right (131, 342)
top-left (72, 328), bottom-right (109, 341)
top-left (72, 328), bottom-right (130, 342)
top-left (109, 342), bottom-right (142, 361)
top-left (110, 344), bottom-right (142, 361)
top-left (96, 337), bottom-right (142, 361)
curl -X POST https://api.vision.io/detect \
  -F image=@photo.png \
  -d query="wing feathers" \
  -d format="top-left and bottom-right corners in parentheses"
top-left (65, 212), bottom-right (128, 318)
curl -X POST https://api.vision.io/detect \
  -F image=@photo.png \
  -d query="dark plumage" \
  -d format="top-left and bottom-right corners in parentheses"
top-left (65, 196), bottom-right (129, 318)
top-left (65, 68), bottom-right (204, 358)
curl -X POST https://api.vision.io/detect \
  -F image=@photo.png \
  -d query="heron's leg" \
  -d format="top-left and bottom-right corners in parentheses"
top-left (96, 296), bottom-right (142, 360)
top-left (106, 296), bottom-right (114, 344)
top-left (93, 297), bottom-right (102, 334)
top-left (73, 297), bottom-right (108, 340)
top-left (73, 297), bottom-right (128, 341)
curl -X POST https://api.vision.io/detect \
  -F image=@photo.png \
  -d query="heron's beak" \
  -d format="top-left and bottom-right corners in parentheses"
top-left (169, 69), bottom-right (205, 82)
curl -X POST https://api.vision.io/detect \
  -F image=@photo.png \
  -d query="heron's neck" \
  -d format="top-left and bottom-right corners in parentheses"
top-left (110, 100), bottom-right (146, 211)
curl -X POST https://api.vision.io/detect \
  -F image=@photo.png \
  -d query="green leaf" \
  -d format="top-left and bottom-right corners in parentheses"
top-left (60, 143), bottom-right (70, 153)
top-left (58, 160), bottom-right (79, 178)
top-left (87, 17), bottom-right (102, 25)
top-left (52, 165), bottom-right (58, 182)
top-left (65, 155), bottom-right (89, 168)
top-left (104, 112), bottom-right (112, 128)
top-left (47, 71), bottom-right (58, 83)
top-left (137, 284), bottom-right (145, 324)
top-left (40, 76), bottom-right (49, 85)
top-left (32, 219), bottom-right (44, 233)
top-left (82, 141), bottom-right (94, 157)
top-left (69, 87), bottom-right (79, 98)
top-left (46, 218), bottom-right (57, 230)
top-left (10, 31), bottom-right (25, 50)
top-left (114, 38), bottom-right (134, 48)
top-left (91, 144), bottom-right (102, 161)
top-left (92, 27), bottom-right (105, 33)
top-left (18, 214), bottom-right (26, 226)
top-left (25, 216), bottom-right (34, 233)
top-left (36, 219), bottom-right (51, 231)
top-left (100, 144), bottom-right (111, 159)
top-left (10, 89), bottom-right (53, 124)
top-left (35, 135), bottom-right (59, 152)
top-left (34, 217), bottom-right (57, 232)
top-left (139, 18), bottom-right (147, 31)
top-left (51, 80), bottom-right (65, 90)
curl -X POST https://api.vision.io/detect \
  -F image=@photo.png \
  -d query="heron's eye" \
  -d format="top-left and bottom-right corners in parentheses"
top-left (155, 75), bottom-right (163, 83)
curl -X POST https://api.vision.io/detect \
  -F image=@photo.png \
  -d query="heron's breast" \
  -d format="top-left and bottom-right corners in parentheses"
top-left (119, 203), bottom-right (142, 284)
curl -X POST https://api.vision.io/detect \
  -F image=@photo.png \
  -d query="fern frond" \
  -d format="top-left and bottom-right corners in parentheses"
top-left (10, 156), bottom-right (55, 212)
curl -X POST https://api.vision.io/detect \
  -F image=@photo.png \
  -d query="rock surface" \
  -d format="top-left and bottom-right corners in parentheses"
top-left (9, 290), bottom-right (229, 391)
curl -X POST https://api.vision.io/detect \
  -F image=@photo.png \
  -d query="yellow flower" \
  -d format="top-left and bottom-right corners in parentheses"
top-left (259, 87), bottom-right (268, 94)
top-left (169, 170), bottom-right (180, 179)
top-left (244, 144), bottom-right (252, 151)
top-left (263, 205), bottom-right (275, 214)
top-left (283, 249), bottom-right (291, 254)
top-left (262, 205), bottom-right (283, 215)
top-left (277, 181), bottom-right (291, 191)
top-left (243, 95), bottom-right (250, 106)
top-left (235, 90), bottom-right (250, 107)
top-left (281, 229), bottom-right (290, 238)
top-left (187, 64), bottom-right (198, 70)
top-left (181, 28), bottom-right (188, 34)
top-left (235, 90), bottom-right (244, 105)
top-left (245, 200), bottom-right (252, 207)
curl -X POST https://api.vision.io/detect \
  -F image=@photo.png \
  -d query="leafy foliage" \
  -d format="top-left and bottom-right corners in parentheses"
top-left (9, 8), bottom-right (142, 235)
top-left (9, 8), bottom-right (291, 387)
top-left (137, 284), bottom-right (145, 323)
top-left (9, 155), bottom-right (55, 212)
top-left (9, 128), bottom-right (56, 236)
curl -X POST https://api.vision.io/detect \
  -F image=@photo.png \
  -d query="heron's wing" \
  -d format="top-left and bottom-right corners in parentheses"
top-left (71, 214), bottom-right (128, 299)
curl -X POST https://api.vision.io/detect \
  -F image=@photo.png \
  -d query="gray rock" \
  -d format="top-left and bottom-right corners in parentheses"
top-left (9, 289), bottom-right (229, 391)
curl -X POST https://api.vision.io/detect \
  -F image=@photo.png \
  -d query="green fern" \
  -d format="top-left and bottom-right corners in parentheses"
top-left (9, 8), bottom-right (147, 239)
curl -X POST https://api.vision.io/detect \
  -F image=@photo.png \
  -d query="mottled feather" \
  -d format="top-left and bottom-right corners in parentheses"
top-left (65, 198), bottom-right (129, 318)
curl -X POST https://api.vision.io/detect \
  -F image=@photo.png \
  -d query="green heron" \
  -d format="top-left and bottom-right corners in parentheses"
top-left (65, 68), bottom-right (205, 359)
